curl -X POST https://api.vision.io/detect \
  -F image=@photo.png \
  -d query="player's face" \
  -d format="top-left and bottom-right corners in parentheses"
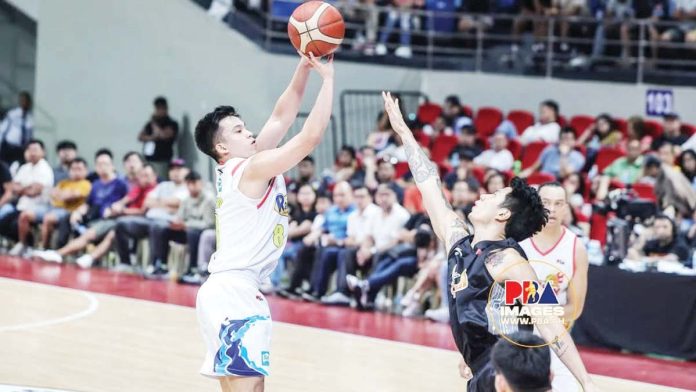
top-left (217, 116), bottom-right (257, 159)
top-left (538, 185), bottom-right (567, 226)
top-left (469, 187), bottom-right (512, 224)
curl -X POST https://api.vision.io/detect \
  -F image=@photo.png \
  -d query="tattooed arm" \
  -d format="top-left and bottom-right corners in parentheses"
top-left (382, 92), bottom-right (469, 251)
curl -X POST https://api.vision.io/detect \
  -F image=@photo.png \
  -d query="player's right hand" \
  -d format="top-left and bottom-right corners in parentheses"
top-left (458, 358), bottom-right (473, 381)
top-left (306, 52), bottom-right (334, 80)
top-left (381, 91), bottom-right (409, 137)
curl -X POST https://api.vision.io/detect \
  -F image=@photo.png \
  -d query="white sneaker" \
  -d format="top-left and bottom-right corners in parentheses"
top-left (76, 254), bottom-right (94, 269)
top-left (8, 243), bottom-right (25, 257)
top-left (112, 263), bottom-right (135, 274)
top-left (394, 46), bottom-right (412, 59)
top-left (402, 300), bottom-right (421, 317)
top-left (425, 307), bottom-right (450, 323)
top-left (33, 249), bottom-right (63, 264)
top-left (375, 43), bottom-right (387, 56)
top-left (321, 291), bottom-right (351, 306)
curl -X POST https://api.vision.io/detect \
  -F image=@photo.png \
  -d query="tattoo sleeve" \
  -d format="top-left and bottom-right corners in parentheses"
top-left (552, 336), bottom-right (569, 357)
top-left (485, 251), bottom-right (506, 269)
top-left (447, 218), bottom-right (469, 251)
top-left (404, 143), bottom-right (439, 184)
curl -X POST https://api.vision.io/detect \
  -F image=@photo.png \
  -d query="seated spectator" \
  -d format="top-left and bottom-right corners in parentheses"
top-left (138, 96), bottom-right (179, 178)
top-left (443, 149), bottom-right (477, 189)
top-left (400, 252), bottom-right (446, 318)
top-left (678, 149), bottom-right (696, 189)
top-left (377, 134), bottom-right (407, 163)
top-left (520, 100), bottom-right (561, 145)
top-left (331, 145), bottom-right (365, 188)
top-left (492, 120), bottom-right (519, 140)
top-left (457, 0), bottom-right (494, 35)
top-left (473, 133), bottom-right (514, 172)
top-left (563, 202), bottom-right (590, 238)
top-left (659, 0), bottom-right (696, 46)
top-left (576, 114), bottom-right (623, 151)
top-left (652, 113), bottom-right (689, 151)
top-left (287, 156), bottom-right (322, 202)
top-left (520, 127), bottom-right (585, 179)
top-left (484, 171), bottom-right (506, 194)
top-left (346, 226), bottom-right (434, 310)
top-left (657, 141), bottom-right (677, 166)
top-left (622, 115), bottom-right (652, 152)
top-left (3, 140), bottom-right (54, 252)
top-left (0, 91), bottom-right (33, 167)
top-left (492, 332), bottom-right (553, 392)
top-left (302, 182), bottom-right (355, 301)
top-left (193, 228), bottom-right (216, 282)
top-left (0, 161), bottom-right (12, 211)
top-left (16, 158), bottom-right (91, 253)
top-left (442, 95), bottom-right (472, 133)
top-left (270, 183), bottom-right (318, 289)
top-left (653, 158), bottom-right (696, 219)
top-left (149, 171), bottom-right (215, 284)
top-left (320, 185), bottom-right (380, 306)
top-left (627, 214), bottom-right (691, 265)
top-left (562, 172), bottom-right (586, 209)
top-left (53, 140), bottom-right (78, 184)
top-left (114, 159), bottom-right (190, 277)
top-left (451, 179), bottom-right (479, 215)
top-left (365, 156), bottom-right (404, 202)
top-left (595, 139), bottom-right (644, 200)
top-left (422, 114), bottom-right (453, 136)
top-left (122, 151), bottom-right (146, 187)
top-left (374, 0), bottom-right (421, 58)
top-left (637, 155), bottom-right (662, 185)
top-left (31, 150), bottom-right (132, 265)
top-left (449, 126), bottom-right (483, 163)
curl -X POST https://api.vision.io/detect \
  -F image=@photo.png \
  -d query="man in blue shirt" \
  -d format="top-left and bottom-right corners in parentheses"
top-left (520, 127), bottom-right (585, 179)
top-left (303, 181), bottom-right (355, 301)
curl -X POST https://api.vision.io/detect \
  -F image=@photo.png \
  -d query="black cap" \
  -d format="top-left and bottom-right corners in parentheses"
top-left (663, 113), bottom-right (680, 120)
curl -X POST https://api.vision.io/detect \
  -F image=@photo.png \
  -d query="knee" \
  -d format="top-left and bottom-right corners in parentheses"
top-left (44, 213), bottom-right (57, 224)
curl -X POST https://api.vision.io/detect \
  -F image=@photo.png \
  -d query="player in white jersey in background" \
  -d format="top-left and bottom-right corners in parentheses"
top-left (519, 181), bottom-right (589, 392)
top-left (193, 53), bottom-right (334, 392)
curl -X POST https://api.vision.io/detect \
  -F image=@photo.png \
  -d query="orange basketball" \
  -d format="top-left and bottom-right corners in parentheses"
top-left (288, 1), bottom-right (345, 57)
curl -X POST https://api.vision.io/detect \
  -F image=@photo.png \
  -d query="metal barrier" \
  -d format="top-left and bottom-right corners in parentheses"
top-left (339, 89), bottom-right (428, 149)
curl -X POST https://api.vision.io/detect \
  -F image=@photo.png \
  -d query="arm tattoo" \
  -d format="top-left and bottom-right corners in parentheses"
top-left (485, 251), bottom-right (506, 269)
top-left (447, 218), bottom-right (469, 250)
top-left (552, 336), bottom-right (568, 356)
top-left (404, 143), bottom-right (439, 184)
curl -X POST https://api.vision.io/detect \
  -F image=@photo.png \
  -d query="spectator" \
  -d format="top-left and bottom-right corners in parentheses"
top-left (623, 115), bottom-right (652, 152)
top-left (2, 140), bottom-right (54, 251)
top-left (659, 0), bottom-right (696, 46)
top-left (287, 156), bottom-right (322, 196)
top-left (492, 332), bottom-right (553, 392)
top-left (474, 133), bottom-right (514, 172)
top-left (638, 155), bottom-right (662, 185)
top-left (17, 158), bottom-right (91, 253)
top-left (149, 171), bottom-right (216, 284)
top-left (652, 113), bottom-right (689, 151)
top-left (585, 0), bottom-right (636, 65)
top-left (303, 182), bottom-right (355, 301)
top-left (442, 95), bottom-right (472, 132)
top-left (0, 91), bottom-right (33, 166)
top-left (0, 161), bottom-right (12, 211)
top-left (451, 179), bottom-right (479, 215)
top-left (657, 141), bottom-right (677, 166)
top-left (520, 127), bottom-right (586, 179)
top-left (138, 96), bottom-right (179, 177)
top-left (449, 126), bottom-right (483, 163)
top-left (576, 114), bottom-right (623, 150)
top-left (195, 228), bottom-right (216, 279)
top-left (627, 214), bottom-right (691, 265)
top-left (53, 140), bottom-right (78, 184)
top-left (422, 114), bottom-right (453, 137)
top-left (321, 185), bottom-right (380, 306)
top-left (400, 252), bottom-right (446, 318)
top-left (654, 159), bottom-right (696, 218)
top-left (677, 149), bottom-right (696, 189)
top-left (331, 145), bottom-right (366, 188)
top-left (122, 151), bottom-right (146, 187)
top-left (553, 0), bottom-right (590, 54)
top-left (31, 150), bottom-right (131, 265)
top-left (365, 156), bottom-right (404, 202)
top-left (375, 0), bottom-right (422, 58)
top-left (595, 139), bottom-right (644, 200)
top-left (484, 171), bottom-right (506, 194)
top-left (520, 100), bottom-right (561, 145)
top-left (682, 129), bottom-right (696, 152)
top-left (377, 134), bottom-right (407, 163)
top-left (443, 149), bottom-right (477, 189)
top-left (114, 159), bottom-right (190, 276)
top-left (562, 172), bottom-right (586, 209)
top-left (270, 183), bottom-right (318, 289)
top-left (346, 226), bottom-right (433, 310)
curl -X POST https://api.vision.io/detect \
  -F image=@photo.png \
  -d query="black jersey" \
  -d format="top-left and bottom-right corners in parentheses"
top-left (447, 235), bottom-right (527, 392)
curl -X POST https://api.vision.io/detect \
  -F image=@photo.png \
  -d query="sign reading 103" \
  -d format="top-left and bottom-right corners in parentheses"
top-left (645, 89), bottom-right (674, 117)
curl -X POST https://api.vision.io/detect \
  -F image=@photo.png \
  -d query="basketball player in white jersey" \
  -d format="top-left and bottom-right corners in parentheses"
top-left (520, 181), bottom-right (589, 392)
top-left (193, 53), bottom-right (334, 392)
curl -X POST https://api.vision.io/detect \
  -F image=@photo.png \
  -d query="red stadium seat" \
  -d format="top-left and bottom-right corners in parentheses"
top-left (682, 123), bottom-right (696, 137)
top-left (615, 117), bottom-right (628, 137)
top-left (394, 162), bottom-right (410, 179)
top-left (521, 141), bottom-right (549, 170)
top-left (417, 102), bottom-right (442, 125)
top-left (474, 107), bottom-right (504, 137)
top-left (472, 166), bottom-right (486, 184)
top-left (430, 134), bottom-right (458, 164)
top-left (462, 105), bottom-right (474, 118)
top-left (507, 138), bottom-right (522, 160)
top-left (632, 183), bottom-right (657, 202)
top-left (590, 212), bottom-right (608, 247)
top-left (569, 115), bottom-right (595, 137)
top-left (575, 144), bottom-right (587, 158)
top-left (413, 131), bottom-right (431, 148)
top-left (477, 137), bottom-right (490, 151)
top-left (644, 119), bottom-right (664, 139)
top-left (558, 115), bottom-right (568, 127)
top-left (507, 110), bottom-right (535, 135)
top-left (527, 172), bottom-right (556, 185)
top-left (595, 147), bottom-right (626, 173)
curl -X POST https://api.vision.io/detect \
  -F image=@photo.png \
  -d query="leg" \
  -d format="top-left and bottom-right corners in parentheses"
top-left (184, 228), bottom-right (203, 274)
top-left (378, 9), bottom-right (398, 44)
top-left (336, 247), bottom-right (358, 295)
top-left (89, 230), bottom-right (116, 260)
top-left (57, 229), bottom-right (97, 257)
top-left (219, 376), bottom-right (264, 392)
top-left (197, 229), bottom-right (216, 273)
top-left (114, 216), bottom-right (151, 265)
top-left (311, 247), bottom-right (340, 297)
top-left (366, 256), bottom-right (418, 302)
top-left (148, 220), bottom-right (176, 267)
top-left (288, 244), bottom-right (315, 291)
top-left (17, 211), bottom-right (36, 245)
top-left (398, 10), bottom-right (411, 47)
top-left (41, 212), bottom-right (59, 249)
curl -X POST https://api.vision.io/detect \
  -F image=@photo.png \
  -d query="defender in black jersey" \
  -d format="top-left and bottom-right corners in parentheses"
top-left (382, 92), bottom-right (600, 392)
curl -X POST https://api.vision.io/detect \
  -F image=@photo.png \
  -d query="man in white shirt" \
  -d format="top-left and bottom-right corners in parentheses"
top-left (474, 133), bottom-right (515, 171)
top-left (0, 92), bottom-right (33, 166)
top-left (321, 185), bottom-right (380, 305)
top-left (520, 100), bottom-right (561, 145)
top-left (6, 140), bottom-right (54, 256)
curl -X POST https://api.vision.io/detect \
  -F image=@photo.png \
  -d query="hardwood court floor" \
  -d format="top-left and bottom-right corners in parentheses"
top-left (0, 277), bottom-right (691, 392)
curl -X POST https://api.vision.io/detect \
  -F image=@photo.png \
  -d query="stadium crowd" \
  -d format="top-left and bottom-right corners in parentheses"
top-left (1, 91), bottom-right (695, 323)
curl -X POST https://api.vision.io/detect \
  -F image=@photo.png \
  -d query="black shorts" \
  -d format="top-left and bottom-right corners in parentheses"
top-left (468, 357), bottom-right (496, 392)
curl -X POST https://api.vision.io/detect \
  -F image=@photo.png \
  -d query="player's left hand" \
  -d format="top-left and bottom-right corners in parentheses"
top-left (382, 91), bottom-right (409, 137)
top-left (306, 52), bottom-right (334, 80)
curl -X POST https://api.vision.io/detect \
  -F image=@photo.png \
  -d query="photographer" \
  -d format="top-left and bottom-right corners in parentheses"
top-left (627, 214), bottom-right (691, 266)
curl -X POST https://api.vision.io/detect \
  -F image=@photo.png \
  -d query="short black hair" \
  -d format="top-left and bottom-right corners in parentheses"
top-left (492, 331), bottom-right (551, 392)
top-left (644, 155), bottom-right (661, 169)
top-left (123, 151), bottom-right (145, 163)
top-left (25, 139), bottom-right (44, 151)
top-left (654, 213), bottom-right (676, 240)
top-left (500, 177), bottom-right (548, 241)
top-left (70, 157), bottom-right (88, 168)
top-left (95, 148), bottom-right (113, 160)
top-left (559, 126), bottom-right (576, 138)
top-left (414, 228), bottom-right (433, 249)
top-left (56, 140), bottom-right (77, 152)
top-left (301, 156), bottom-right (315, 164)
top-left (461, 125), bottom-right (476, 135)
top-left (195, 106), bottom-right (240, 160)
top-left (340, 145), bottom-right (357, 160)
top-left (154, 96), bottom-right (168, 108)
top-left (185, 170), bottom-right (202, 182)
top-left (445, 95), bottom-right (461, 107)
top-left (541, 100), bottom-right (559, 119)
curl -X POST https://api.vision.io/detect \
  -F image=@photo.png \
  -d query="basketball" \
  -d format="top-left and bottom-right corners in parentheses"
top-left (288, 1), bottom-right (345, 57)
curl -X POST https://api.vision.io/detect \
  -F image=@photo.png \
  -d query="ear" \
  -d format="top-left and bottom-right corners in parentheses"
top-left (214, 142), bottom-right (228, 158)
top-left (496, 207), bottom-right (512, 223)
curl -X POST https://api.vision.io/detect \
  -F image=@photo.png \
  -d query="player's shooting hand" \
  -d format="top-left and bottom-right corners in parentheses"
top-left (306, 52), bottom-right (334, 80)
top-left (381, 91), bottom-right (409, 137)
top-left (296, 50), bottom-right (312, 69)
top-left (458, 358), bottom-right (473, 381)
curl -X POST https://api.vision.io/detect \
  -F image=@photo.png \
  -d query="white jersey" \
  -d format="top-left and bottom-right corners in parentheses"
top-left (208, 157), bottom-right (289, 284)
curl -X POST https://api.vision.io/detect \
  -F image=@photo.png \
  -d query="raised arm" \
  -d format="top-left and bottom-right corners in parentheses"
top-left (254, 54), bottom-right (312, 151)
top-left (382, 92), bottom-right (468, 251)
top-left (244, 54), bottom-right (334, 183)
